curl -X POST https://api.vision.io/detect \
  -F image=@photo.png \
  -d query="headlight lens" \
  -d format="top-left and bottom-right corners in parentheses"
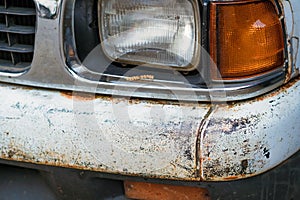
top-left (98, 0), bottom-right (200, 70)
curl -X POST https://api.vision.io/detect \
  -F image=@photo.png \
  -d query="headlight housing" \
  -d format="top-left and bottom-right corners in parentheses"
top-left (64, 0), bottom-right (289, 101)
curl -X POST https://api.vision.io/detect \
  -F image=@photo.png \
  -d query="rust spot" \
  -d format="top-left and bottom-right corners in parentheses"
top-left (223, 175), bottom-right (240, 180)
top-left (68, 45), bottom-right (75, 57)
top-left (17, 85), bottom-right (34, 90)
top-left (201, 156), bottom-right (258, 180)
top-left (59, 90), bottom-right (205, 110)
top-left (241, 159), bottom-right (248, 174)
top-left (124, 181), bottom-right (211, 200)
top-left (60, 91), bottom-right (96, 101)
top-left (7, 150), bottom-right (15, 158)
top-left (206, 116), bottom-right (254, 135)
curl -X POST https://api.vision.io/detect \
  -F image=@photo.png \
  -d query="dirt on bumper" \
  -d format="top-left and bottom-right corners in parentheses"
top-left (0, 77), bottom-right (299, 181)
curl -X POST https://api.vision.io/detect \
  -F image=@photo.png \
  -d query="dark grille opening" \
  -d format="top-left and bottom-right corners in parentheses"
top-left (10, 0), bottom-right (35, 8)
top-left (10, 33), bottom-right (34, 45)
top-left (0, 50), bottom-right (10, 60)
top-left (0, 32), bottom-right (6, 42)
top-left (0, 0), bottom-right (36, 73)
top-left (0, 15), bottom-right (4, 24)
top-left (13, 15), bottom-right (36, 26)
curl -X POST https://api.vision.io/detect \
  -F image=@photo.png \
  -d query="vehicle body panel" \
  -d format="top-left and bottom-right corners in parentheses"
top-left (0, 0), bottom-right (299, 182)
top-left (0, 76), bottom-right (299, 181)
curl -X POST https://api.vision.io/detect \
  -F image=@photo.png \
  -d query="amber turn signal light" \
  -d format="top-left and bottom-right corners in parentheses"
top-left (210, 0), bottom-right (285, 80)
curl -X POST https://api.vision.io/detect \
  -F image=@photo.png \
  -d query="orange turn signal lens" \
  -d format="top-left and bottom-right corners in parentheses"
top-left (210, 0), bottom-right (285, 80)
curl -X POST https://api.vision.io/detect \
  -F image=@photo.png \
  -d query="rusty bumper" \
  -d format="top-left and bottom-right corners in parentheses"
top-left (0, 77), bottom-right (299, 181)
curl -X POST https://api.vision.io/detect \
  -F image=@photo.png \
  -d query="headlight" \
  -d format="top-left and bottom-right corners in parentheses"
top-left (66, 0), bottom-right (289, 101)
top-left (98, 0), bottom-right (200, 70)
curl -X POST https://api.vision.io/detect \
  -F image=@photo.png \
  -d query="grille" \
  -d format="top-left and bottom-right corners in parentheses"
top-left (0, 0), bottom-right (36, 73)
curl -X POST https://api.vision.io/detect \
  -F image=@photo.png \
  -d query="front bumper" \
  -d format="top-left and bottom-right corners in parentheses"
top-left (0, 76), bottom-right (299, 181)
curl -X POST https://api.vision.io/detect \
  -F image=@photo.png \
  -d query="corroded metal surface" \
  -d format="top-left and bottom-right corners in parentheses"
top-left (200, 77), bottom-right (300, 181)
top-left (0, 83), bottom-right (208, 180)
top-left (0, 77), bottom-right (299, 181)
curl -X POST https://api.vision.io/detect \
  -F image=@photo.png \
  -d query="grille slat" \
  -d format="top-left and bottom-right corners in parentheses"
top-left (0, 6), bottom-right (35, 16)
top-left (0, 24), bottom-right (35, 34)
top-left (0, 42), bottom-right (34, 53)
top-left (0, 0), bottom-right (36, 72)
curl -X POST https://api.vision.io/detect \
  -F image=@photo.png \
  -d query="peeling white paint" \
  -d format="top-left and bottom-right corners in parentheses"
top-left (201, 79), bottom-right (300, 180)
top-left (0, 78), bottom-right (299, 181)
top-left (0, 84), bottom-right (207, 180)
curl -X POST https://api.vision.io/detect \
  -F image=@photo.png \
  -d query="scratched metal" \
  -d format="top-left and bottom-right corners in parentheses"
top-left (0, 84), bottom-right (207, 180)
top-left (200, 77), bottom-right (300, 181)
top-left (290, 0), bottom-right (300, 74)
top-left (283, 0), bottom-right (300, 78)
top-left (34, 0), bottom-right (61, 19)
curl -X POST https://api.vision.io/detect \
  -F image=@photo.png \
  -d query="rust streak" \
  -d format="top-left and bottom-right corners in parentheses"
top-left (197, 106), bottom-right (215, 181)
top-left (222, 175), bottom-right (241, 180)
top-left (60, 91), bottom-right (96, 101)
top-left (59, 90), bottom-right (206, 108)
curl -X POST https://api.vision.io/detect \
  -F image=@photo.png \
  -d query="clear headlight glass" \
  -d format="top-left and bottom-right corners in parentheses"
top-left (98, 0), bottom-right (199, 70)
